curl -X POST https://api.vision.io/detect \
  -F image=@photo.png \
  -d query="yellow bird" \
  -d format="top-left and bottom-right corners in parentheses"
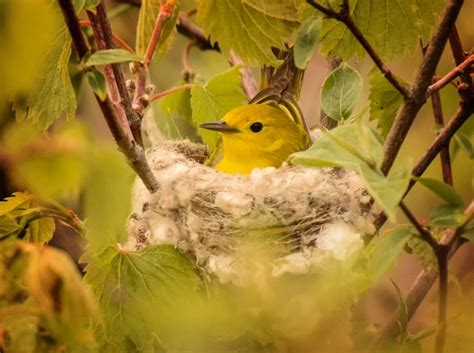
top-left (199, 102), bottom-right (310, 175)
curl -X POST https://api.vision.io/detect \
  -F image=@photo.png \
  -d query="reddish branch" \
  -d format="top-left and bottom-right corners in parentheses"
top-left (306, 0), bottom-right (409, 99)
top-left (428, 54), bottom-right (474, 95)
top-left (79, 20), bottom-right (135, 52)
top-left (58, 0), bottom-right (159, 193)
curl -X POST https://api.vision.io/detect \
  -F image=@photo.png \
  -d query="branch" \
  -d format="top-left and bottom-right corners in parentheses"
top-left (58, 0), bottom-right (159, 193)
top-left (381, 0), bottom-right (465, 174)
top-left (79, 20), bottom-right (135, 52)
top-left (399, 202), bottom-right (439, 251)
top-left (306, 0), bottom-right (409, 99)
top-left (372, 219), bottom-right (469, 347)
top-left (374, 101), bottom-right (474, 229)
top-left (427, 54), bottom-right (474, 95)
top-left (87, 2), bottom-right (144, 146)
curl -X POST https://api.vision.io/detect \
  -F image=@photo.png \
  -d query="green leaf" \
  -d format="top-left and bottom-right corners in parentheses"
top-left (320, 63), bottom-right (362, 121)
top-left (84, 148), bottom-right (134, 252)
top-left (368, 226), bottom-right (413, 282)
top-left (191, 66), bottom-right (247, 148)
top-left (429, 204), bottom-right (466, 228)
top-left (291, 122), bottom-right (410, 220)
top-left (85, 0), bottom-right (101, 10)
top-left (0, 192), bottom-right (32, 215)
top-left (294, 15), bottom-right (321, 69)
top-left (87, 69), bottom-right (108, 101)
top-left (369, 68), bottom-right (404, 138)
top-left (85, 49), bottom-right (142, 66)
top-left (452, 131), bottom-right (474, 159)
top-left (23, 217), bottom-right (56, 244)
top-left (84, 245), bottom-right (201, 351)
top-left (462, 227), bottom-right (474, 241)
top-left (319, 0), bottom-right (444, 60)
top-left (416, 177), bottom-right (464, 207)
top-left (391, 279), bottom-right (409, 340)
top-left (14, 28), bottom-right (76, 130)
top-left (196, 0), bottom-right (299, 66)
top-left (2, 122), bottom-right (89, 200)
top-left (136, 0), bottom-right (180, 58)
top-left (154, 86), bottom-right (200, 141)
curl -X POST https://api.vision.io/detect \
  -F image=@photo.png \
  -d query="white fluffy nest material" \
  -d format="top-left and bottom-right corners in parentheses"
top-left (126, 140), bottom-right (374, 285)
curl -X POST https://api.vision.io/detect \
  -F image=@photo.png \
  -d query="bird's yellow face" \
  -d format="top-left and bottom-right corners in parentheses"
top-left (200, 104), bottom-right (310, 174)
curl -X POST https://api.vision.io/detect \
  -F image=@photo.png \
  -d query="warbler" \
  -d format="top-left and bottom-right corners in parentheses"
top-left (200, 102), bottom-right (310, 174)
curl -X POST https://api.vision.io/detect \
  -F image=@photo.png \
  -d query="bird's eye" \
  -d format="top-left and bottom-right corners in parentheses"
top-left (250, 122), bottom-right (263, 133)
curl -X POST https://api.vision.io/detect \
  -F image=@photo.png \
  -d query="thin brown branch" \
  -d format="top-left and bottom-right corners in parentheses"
top-left (149, 84), bottom-right (194, 102)
top-left (448, 25), bottom-right (466, 66)
top-left (306, 0), bottom-right (409, 99)
top-left (381, 0), bottom-right (465, 175)
top-left (435, 244), bottom-right (448, 353)
top-left (87, 2), bottom-right (144, 146)
top-left (58, 0), bottom-right (159, 193)
top-left (399, 202), bottom-right (439, 251)
top-left (428, 54), bottom-right (474, 95)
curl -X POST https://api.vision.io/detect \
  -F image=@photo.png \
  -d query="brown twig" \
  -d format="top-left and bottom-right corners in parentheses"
top-left (87, 2), bottom-right (144, 146)
top-left (381, 0), bottom-right (465, 175)
top-left (149, 84), bottom-right (194, 102)
top-left (58, 0), bottom-right (159, 193)
top-left (427, 54), bottom-right (474, 95)
top-left (306, 0), bottom-right (409, 99)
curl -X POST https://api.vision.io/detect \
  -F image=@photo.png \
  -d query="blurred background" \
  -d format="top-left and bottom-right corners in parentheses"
top-left (0, 0), bottom-right (472, 351)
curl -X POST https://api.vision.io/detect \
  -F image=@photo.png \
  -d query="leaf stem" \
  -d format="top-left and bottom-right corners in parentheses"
top-left (306, 0), bottom-right (409, 99)
top-left (143, 0), bottom-right (175, 66)
top-left (149, 84), bottom-right (194, 102)
top-left (58, 0), bottom-right (159, 193)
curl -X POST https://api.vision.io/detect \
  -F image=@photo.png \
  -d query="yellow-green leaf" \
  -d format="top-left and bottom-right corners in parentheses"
top-left (85, 49), bottom-right (142, 66)
top-left (191, 66), bottom-right (247, 148)
top-left (196, 0), bottom-right (299, 66)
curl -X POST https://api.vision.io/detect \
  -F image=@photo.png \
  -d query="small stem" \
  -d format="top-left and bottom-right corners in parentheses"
top-left (182, 42), bottom-right (194, 73)
top-left (427, 54), bottom-right (474, 95)
top-left (143, 1), bottom-right (175, 66)
top-left (399, 202), bottom-right (439, 251)
top-left (79, 20), bottom-right (135, 52)
top-left (149, 84), bottom-right (194, 102)
top-left (306, 0), bottom-right (409, 99)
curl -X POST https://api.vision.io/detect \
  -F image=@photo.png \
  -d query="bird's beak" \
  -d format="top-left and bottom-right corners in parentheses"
top-left (199, 121), bottom-right (239, 133)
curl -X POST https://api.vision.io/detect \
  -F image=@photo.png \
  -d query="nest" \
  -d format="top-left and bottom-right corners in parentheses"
top-left (126, 140), bottom-right (374, 285)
